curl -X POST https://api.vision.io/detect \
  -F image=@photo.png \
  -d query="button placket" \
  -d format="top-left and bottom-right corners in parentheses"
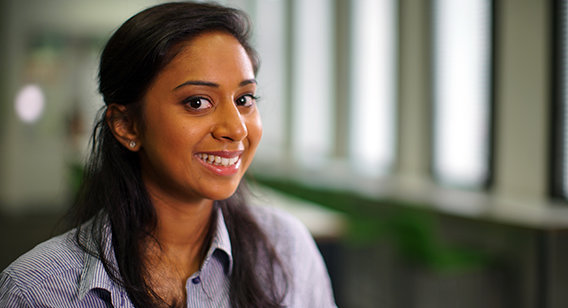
top-left (186, 271), bottom-right (207, 304)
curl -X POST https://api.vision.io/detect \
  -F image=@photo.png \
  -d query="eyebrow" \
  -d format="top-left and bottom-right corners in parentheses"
top-left (173, 79), bottom-right (257, 90)
top-left (239, 79), bottom-right (257, 87)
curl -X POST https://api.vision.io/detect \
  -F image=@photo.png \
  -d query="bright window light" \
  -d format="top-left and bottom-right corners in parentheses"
top-left (253, 0), bottom-right (286, 161)
top-left (14, 84), bottom-right (45, 124)
top-left (349, 0), bottom-right (397, 176)
top-left (432, 0), bottom-right (492, 187)
top-left (291, 0), bottom-right (334, 167)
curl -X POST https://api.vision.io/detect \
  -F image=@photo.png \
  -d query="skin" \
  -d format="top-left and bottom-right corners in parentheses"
top-left (106, 31), bottom-right (262, 305)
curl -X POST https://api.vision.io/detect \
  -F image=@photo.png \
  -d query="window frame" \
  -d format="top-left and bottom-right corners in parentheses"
top-left (550, 0), bottom-right (568, 200)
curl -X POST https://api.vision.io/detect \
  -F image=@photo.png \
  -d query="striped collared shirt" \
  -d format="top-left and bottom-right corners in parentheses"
top-left (0, 206), bottom-right (336, 307)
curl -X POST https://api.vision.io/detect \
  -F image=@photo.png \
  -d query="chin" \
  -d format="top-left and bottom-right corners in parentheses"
top-left (203, 186), bottom-right (240, 202)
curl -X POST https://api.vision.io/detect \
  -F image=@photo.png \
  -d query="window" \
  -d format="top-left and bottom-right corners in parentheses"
top-left (290, 0), bottom-right (335, 167)
top-left (249, 0), bottom-right (399, 175)
top-left (349, 0), bottom-right (397, 176)
top-left (251, 0), bottom-right (287, 161)
top-left (431, 0), bottom-right (493, 188)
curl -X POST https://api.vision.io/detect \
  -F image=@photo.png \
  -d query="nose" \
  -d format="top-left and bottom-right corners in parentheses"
top-left (211, 100), bottom-right (248, 142)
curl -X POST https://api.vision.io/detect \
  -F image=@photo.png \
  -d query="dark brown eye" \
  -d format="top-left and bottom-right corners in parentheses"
top-left (236, 94), bottom-right (257, 107)
top-left (183, 97), bottom-right (212, 110)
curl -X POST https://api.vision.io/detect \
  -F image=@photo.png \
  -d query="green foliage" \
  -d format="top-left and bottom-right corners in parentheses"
top-left (67, 161), bottom-right (84, 200)
top-left (253, 175), bottom-right (491, 272)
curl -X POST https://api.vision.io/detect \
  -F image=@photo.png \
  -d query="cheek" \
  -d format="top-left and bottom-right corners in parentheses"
top-left (246, 113), bottom-right (263, 149)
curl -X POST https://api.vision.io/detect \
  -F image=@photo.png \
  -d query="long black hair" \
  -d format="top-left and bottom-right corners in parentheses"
top-left (69, 2), bottom-right (286, 307)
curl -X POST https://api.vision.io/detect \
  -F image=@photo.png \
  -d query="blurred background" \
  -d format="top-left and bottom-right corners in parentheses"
top-left (1, 0), bottom-right (568, 307)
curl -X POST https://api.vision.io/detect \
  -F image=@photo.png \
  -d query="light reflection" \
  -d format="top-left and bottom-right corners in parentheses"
top-left (14, 84), bottom-right (45, 124)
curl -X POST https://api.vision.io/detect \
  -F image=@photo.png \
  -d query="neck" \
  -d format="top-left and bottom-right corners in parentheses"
top-left (156, 200), bottom-right (213, 249)
top-left (145, 190), bottom-right (215, 278)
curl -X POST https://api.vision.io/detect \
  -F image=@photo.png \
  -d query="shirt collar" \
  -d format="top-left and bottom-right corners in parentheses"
top-left (77, 207), bottom-right (234, 300)
top-left (77, 217), bottom-right (117, 301)
top-left (203, 207), bottom-right (233, 275)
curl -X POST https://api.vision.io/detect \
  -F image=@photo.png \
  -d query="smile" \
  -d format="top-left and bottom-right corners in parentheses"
top-left (197, 153), bottom-right (240, 167)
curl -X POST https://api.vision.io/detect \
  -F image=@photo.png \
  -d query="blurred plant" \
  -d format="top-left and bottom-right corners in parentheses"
top-left (67, 161), bottom-right (84, 201)
top-left (253, 175), bottom-right (491, 272)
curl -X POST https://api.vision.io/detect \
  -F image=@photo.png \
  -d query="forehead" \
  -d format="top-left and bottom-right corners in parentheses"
top-left (160, 31), bottom-right (255, 82)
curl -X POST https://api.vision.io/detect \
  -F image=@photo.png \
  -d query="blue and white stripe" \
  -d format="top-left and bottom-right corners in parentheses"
top-left (0, 206), bottom-right (337, 307)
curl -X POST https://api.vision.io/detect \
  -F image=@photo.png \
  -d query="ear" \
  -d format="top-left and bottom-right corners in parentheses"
top-left (106, 104), bottom-right (141, 151)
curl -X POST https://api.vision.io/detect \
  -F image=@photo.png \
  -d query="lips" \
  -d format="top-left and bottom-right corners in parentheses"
top-left (195, 151), bottom-right (243, 176)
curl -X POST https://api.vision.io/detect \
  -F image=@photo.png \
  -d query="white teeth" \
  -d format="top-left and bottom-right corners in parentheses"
top-left (199, 154), bottom-right (239, 166)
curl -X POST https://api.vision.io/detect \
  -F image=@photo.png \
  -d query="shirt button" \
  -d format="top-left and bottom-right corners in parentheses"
top-left (192, 276), bottom-right (201, 284)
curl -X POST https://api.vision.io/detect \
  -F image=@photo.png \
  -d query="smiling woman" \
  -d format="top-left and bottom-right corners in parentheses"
top-left (0, 2), bottom-right (336, 308)
top-left (123, 31), bottom-right (262, 204)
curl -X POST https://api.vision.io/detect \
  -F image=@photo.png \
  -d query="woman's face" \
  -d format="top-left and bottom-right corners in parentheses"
top-left (138, 31), bottom-right (262, 203)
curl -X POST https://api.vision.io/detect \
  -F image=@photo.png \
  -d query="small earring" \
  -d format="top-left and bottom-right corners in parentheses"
top-left (129, 140), bottom-right (136, 148)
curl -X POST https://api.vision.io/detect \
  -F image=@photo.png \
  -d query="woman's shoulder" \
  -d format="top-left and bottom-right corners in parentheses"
top-left (250, 204), bottom-right (322, 264)
top-left (251, 205), bottom-right (312, 245)
top-left (250, 204), bottom-right (338, 307)
top-left (1, 229), bottom-right (84, 290)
